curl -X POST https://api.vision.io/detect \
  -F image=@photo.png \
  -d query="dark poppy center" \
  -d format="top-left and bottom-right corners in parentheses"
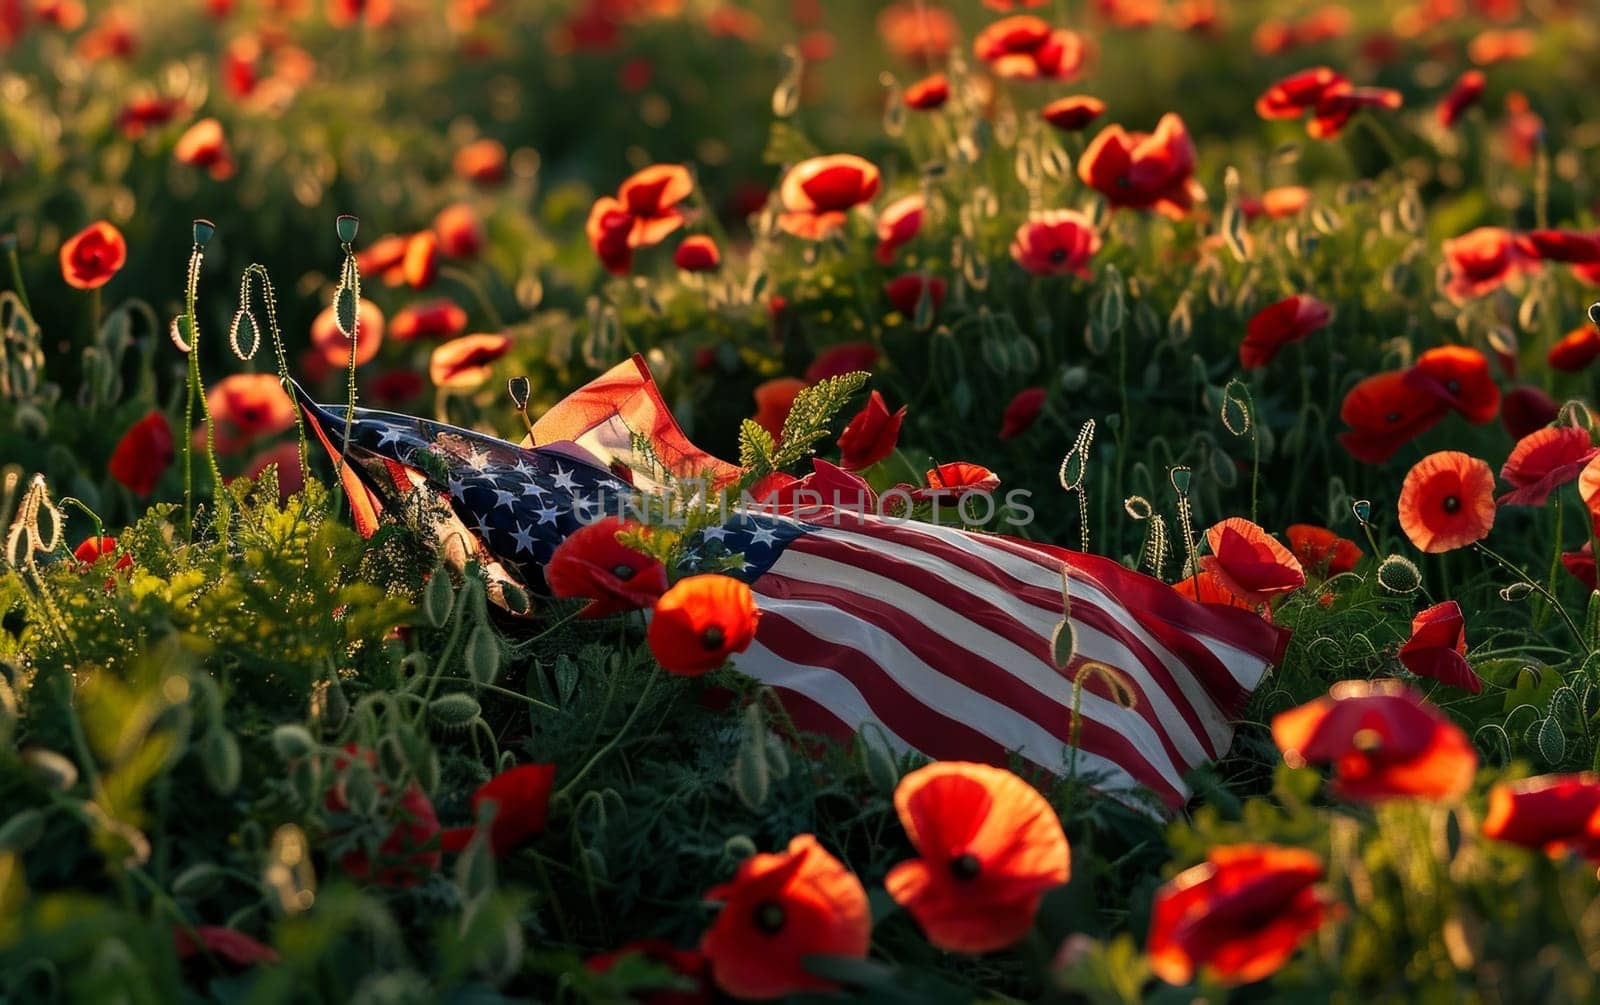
top-left (1442, 495), bottom-right (1461, 514)
top-left (948, 852), bottom-right (982, 881)
top-left (753, 900), bottom-right (786, 934)
top-left (1446, 379), bottom-right (1461, 394)
top-left (1048, 247), bottom-right (1067, 263)
top-left (611, 563), bottom-right (635, 580)
top-left (1384, 411), bottom-right (1401, 423)
top-left (701, 625), bottom-right (726, 651)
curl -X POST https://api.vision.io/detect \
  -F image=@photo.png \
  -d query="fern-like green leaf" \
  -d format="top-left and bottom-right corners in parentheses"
top-left (772, 371), bottom-right (869, 470)
top-left (738, 419), bottom-right (777, 473)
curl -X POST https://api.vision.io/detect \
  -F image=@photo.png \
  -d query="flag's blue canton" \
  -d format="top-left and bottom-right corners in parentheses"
top-left (679, 512), bottom-right (811, 582)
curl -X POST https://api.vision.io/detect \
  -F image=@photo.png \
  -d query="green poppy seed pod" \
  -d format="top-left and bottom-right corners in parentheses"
top-left (507, 376), bottom-right (531, 411)
top-left (1377, 555), bottom-right (1423, 594)
top-left (270, 724), bottom-right (316, 762)
top-left (464, 624), bottom-right (501, 686)
top-left (422, 569), bottom-right (455, 628)
top-left (429, 692), bottom-right (482, 728)
top-left (501, 582), bottom-right (530, 615)
top-left (172, 862), bottom-right (228, 900)
top-left (731, 733), bottom-right (770, 811)
top-left (858, 723), bottom-right (900, 794)
top-left (335, 214), bottom-right (360, 245)
top-left (202, 729), bottom-right (242, 795)
top-left (192, 219), bottom-right (215, 248)
top-left (723, 834), bottom-right (757, 861)
top-left (0, 808), bottom-right (46, 852)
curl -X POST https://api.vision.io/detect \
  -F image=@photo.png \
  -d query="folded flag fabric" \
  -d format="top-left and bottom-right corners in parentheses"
top-left (296, 357), bottom-right (1288, 810)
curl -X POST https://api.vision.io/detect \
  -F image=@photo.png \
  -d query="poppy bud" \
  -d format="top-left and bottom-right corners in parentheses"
top-left (1376, 555), bottom-right (1422, 594)
top-left (270, 724), bottom-right (316, 762)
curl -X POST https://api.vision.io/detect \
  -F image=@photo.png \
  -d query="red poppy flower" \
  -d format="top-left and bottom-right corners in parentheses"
top-left (753, 377), bottom-right (808, 439)
top-left (207, 373), bottom-right (295, 455)
top-left (913, 462), bottom-right (1000, 504)
top-left (805, 343), bottom-right (879, 383)
top-left (73, 534), bottom-right (134, 573)
top-left (1198, 518), bottom-right (1305, 606)
top-left (1171, 571), bottom-right (1256, 612)
top-left (1307, 82), bottom-right (1402, 140)
top-left (1499, 91), bottom-right (1543, 169)
top-left (1442, 226), bottom-right (1535, 302)
top-left (389, 299), bottom-right (468, 341)
top-left (1239, 294), bottom-right (1331, 369)
top-left (327, 0), bottom-right (393, 28)
top-left (674, 235), bottom-right (721, 272)
top-left (778, 154), bottom-right (881, 239)
top-left (875, 193), bottom-right (924, 265)
top-left (999, 387), bottom-right (1046, 440)
top-left (1147, 844), bottom-right (1335, 987)
top-left (1336, 370), bottom-right (1449, 464)
top-left (876, 3), bottom-right (957, 62)
top-left (1260, 186), bottom-right (1312, 218)
top-left (433, 203), bottom-right (486, 259)
top-left (1078, 114), bottom-right (1205, 219)
top-left (174, 118), bottom-right (234, 180)
top-left (546, 517), bottom-right (668, 618)
top-left (648, 575), bottom-right (760, 677)
top-left (585, 940), bottom-right (713, 1005)
top-left (402, 231), bottom-right (440, 290)
top-left (59, 221), bottom-right (127, 290)
top-left (172, 926), bottom-right (280, 968)
top-left (1397, 451), bottom-right (1496, 552)
top-left (326, 745), bottom-right (442, 887)
top-left (1042, 94), bottom-right (1105, 131)
top-left (1547, 327), bottom-right (1600, 372)
top-left (1255, 66), bottom-right (1347, 120)
top-left (587, 196), bottom-right (635, 275)
top-left (76, 7), bottom-right (137, 61)
top-left (1520, 229), bottom-right (1600, 265)
top-left (1404, 345), bottom-right (1500, 424)
top-left (429, 333), bottom-right (510, 390)
top-left (454, 137), bottom-right (507, 185)
top-left (1284, 524), bottom-right (1362, 576)
top-left (356, 234), bottom-right (409, 285)
top-left (245, 442), bottom-right (306, 503)
top-left (1498, 426), bottom-right (1598, 506)
top-left (1580, 453), bottom-right (1600, 517)
top-left (311, 298), bottom-right (384, 369)
top-left (835, 390), bottom-right (905, 471)
top-left (1397, 601), bottom-right (1479, 693)
top-left (1272, 680), bottom-right (1477, 802)
top-left (1468, 26), bottom-right (1534, 65)
top-left (1436, 69), bottom-right (1487, 128)
top-left (368, 368), bottom-right (426, 406)
top-left (884, 761), bottom-right (1069, 953)
top-left (1501, 385), bottom-right (1559, 441)
top-left (700, 833), bottom-right (870, 999)
top-left (885, 274), bottom-right (946, 317)
top-left (982, 0), bottom-right (1048, 8)
top-left (115, 94), bottom-right (184, 139)
top-left (618, 164), bottom-right (693, 248)
top-left (1009, 209), bottom-right (1100, 278)
top-left (439, 763), bottom-right (556, 858)
top-left (1482, 774), bottom-right (1600, 859)
top-left (1564, 541), bottom-right (1597, 590)
top-left (973, 15), bottom-right (1086, 81)
top-left (760, 459), bottom-right (878, 514)
top-left (904, 73), bottom-right (950, 110)
top-left (108, 410), bottom-right (174, 496)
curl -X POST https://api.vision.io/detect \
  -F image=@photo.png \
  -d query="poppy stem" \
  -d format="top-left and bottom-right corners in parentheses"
top-left (1474, 541), bottom-right (1581, 642)
top-left (440, 265), bottom-right (503, 331)
top-left (4, 242), bottom-right (29, 315)
top-left (555, 667), bottom-right (659, 803)
top-left (89, 286), bottom-right (102, 341)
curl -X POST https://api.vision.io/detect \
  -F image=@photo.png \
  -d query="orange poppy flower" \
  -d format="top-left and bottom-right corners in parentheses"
top-left (777, 154), bottom-right (881, 239)
top-left (453, 137), bottom-right (507, 185)
top-left (1284, 524), bottom-right (1362, 576)
top-left (356, 233), bottom-right (409, 285)
top-left (433, 203), bottom-right (486, 259)
top-left (1437, 69), bottom-right (1486, 128)
top-left (1482, 774), bottom-right (1600, 859)
top-left (805, 342), bottom-right (878, 383)
top-left (1468, 26), bottom-right (1535, 65)
top-left (982, 0), bottom-right (1048, 8)
top-left (1501, 384), bottom-right (1558, 441)
top-left (1041, 94), bottom-right (1106, 131)
top-left (876, 3), bottom-right (957, 63)
top-left (1171, 571), bottom-right (1256, 612)
top-left (999, 387), bottom-right (1046, 440)
top-left (1009, 209), bottom-right (1101, 277)
top-left (648, 574), bottom-right (760, 677)
top-left (1260, 186), bottom-right (1311, 218)
top-left (972, 15), bottom-right (1086, 82)
top-left (438, 763), bottom-right (556, 858)
top-left (172, 925), bottom-right (279, 968)
top-left (327, 0), bottom-right (393, 29)
top-left (1398, 601), bottom-right (1479, 693)
top-left (1239, 294), bottom-right (1331, 369)
top-left (700, 834), bottom-right (870, 999)
top-left (174, 118), bottom-right (234, 180)
top-left (1580, 453), bottom-right (1600, 517)
top-left (1336, 370), bottom-right (1448, 464)
top-left (884, 762), bottom-right (1070, 953)
top-left (428, 333), bottom-right (510, 390)
top-left (310, 298), bottom-right (384, 369)
top-left (545, 517), bottom-right (668, 619)
top-left (875, 193), bottom-right (924, 265)
top-left (1404, 345), bottom-right (1500, 424)
top-left (586, 196), bottom-right (636, 275)
top-left (402, 231), bottom-right (440, 290)
top-left (1147, 844), bottom-right (1335, 987)
top-left (618, 163), bottom-right (693, 247)
top-left (674, 234), bottom-right (721, 272)
top-left (904, 73), bottom-right (951, 110)
top-left (1499, 91), bottom-right (1543, 169)
top-left (1272, 679), bottom-right (1477, 802)
top-left (207, 373), bottom-right (296, 455)
top-left (1198, 518), bottom-right (1305, 606)
top-left (1498, 426), bottom-right (1598, 506)
top-left (914, 462), bottom-right (1000, 504)
top-left (1442, 226), bottom-right (1535, 302)
top-left (1078, 114), bottom-right (1205, 219)
top-left (752, 376), bottom-right (808, 440)
top-left (109, 410), bottom-right (175, 496)
top-left (1397, 450), bottom-right (1495, 552)
top-left (59, 221), bottom-right (127, 290)
top-left (837, 390), bottom-right (905, 470)
top-left (1547, 327), bottom-right (1600, 372)
top-left (389, 299), bottom-right (467, 341)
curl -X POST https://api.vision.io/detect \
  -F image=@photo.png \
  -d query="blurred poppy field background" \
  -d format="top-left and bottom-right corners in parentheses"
top-left (6, 0), bottom-right (1600, 1001)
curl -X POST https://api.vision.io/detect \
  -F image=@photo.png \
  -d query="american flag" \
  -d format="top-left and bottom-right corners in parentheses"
top-left (296, 357), bottom-right (1288, 811)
